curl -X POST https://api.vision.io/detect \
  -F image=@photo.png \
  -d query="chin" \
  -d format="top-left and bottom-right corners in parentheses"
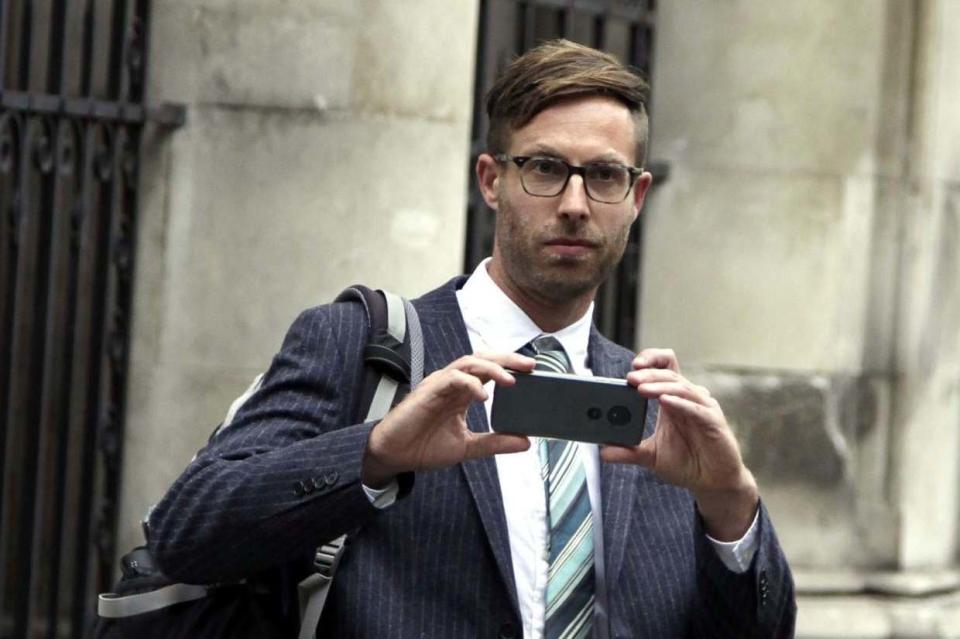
top-left (533, 270), bottom-right (602, 303)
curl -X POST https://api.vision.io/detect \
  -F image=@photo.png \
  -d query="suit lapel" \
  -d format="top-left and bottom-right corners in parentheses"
top-left (588, 328), bottom-right (643, 590)
top-left (415, 279), bottom-right (520, 612)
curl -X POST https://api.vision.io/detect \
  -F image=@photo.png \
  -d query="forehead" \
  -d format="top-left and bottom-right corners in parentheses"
top-left (507, 95), bottom-right (637, 164)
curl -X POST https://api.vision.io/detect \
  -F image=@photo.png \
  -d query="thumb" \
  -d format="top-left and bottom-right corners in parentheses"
top-left (465, 433), bottom-right (531, 460)
top-left (600, 439), bottom-right (656, 467)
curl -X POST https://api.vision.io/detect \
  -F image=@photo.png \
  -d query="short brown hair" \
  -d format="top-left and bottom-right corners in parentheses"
top-left (485, 39), bottom-right (650, 164)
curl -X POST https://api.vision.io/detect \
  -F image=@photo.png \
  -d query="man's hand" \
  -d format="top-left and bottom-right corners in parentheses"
top-left (362, 352), bottom-right (536, 488)
top-left (601, 348), bottom-right (759, 541)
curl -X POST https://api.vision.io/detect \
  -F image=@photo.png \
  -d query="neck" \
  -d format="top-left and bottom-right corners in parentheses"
top-left (485, 260), bottom-right (594, 334)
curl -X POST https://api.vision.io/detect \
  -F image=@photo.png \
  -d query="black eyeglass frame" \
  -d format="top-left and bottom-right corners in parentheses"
top-left (493, 153), bottom-right (645, 204)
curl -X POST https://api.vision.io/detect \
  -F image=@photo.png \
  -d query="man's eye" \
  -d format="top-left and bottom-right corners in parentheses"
top-left (587, 165), bottom-right (622, 182)
top-left (529, 159), bottom-right (563, 176)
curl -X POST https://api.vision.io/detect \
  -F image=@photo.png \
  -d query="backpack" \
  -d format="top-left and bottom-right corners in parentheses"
top-left (94, 286), bottom-right (424, 639)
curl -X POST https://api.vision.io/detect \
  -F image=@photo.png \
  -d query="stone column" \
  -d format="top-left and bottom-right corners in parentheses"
top-left (890, 0), bottom-right (960, 570)
top-left (118, 0), bottom-right (480, 556)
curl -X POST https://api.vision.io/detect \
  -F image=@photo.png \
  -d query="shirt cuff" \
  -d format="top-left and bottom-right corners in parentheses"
top-left (362, 479), bottom-right (400, 509)
top-left (704, 508), bottom-right (760, 573)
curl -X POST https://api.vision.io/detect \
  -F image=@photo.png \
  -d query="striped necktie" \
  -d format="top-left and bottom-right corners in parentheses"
top-left (520, 335), bottom-right (595, 639)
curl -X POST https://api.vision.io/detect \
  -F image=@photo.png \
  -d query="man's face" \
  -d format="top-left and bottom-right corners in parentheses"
top-left (479, 95), bottom-right (652, 306)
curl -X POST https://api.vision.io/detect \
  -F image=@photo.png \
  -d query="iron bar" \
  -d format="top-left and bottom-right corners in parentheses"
top-left (0, 0), bottom-right (10, 89)
top-left (106, 0), bottom-right (130, 101)
top-left (79, 0), bottom-right (94, 97)
top-left (16, 0), bottom-right (33, 91)
top-left (46, 0), bottom-right (67, 94)
top-left (1, 90), bottom-right (186, 127)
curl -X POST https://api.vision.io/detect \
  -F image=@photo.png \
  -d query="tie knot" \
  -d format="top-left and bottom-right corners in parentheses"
top-left (521, 335), bottom-right (573, 374)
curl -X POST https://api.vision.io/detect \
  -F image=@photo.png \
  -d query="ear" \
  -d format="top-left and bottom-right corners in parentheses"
top-left (630, 171), bottom-right (654, 222)
top-left (476, 153), bottom-right (502, 211)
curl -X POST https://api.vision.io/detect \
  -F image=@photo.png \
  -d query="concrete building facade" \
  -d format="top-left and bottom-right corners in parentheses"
top-left (121, 1), bottom-right (960, 635)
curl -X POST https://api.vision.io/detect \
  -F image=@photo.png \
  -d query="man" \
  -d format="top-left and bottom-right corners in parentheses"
top-left (148, 40), bottom-right (796, 638)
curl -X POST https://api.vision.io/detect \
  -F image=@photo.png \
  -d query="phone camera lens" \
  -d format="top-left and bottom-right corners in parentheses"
top-left (607, 406), bottom-right (631, 427)
top-left (587, 407), bottom-right (602, 420)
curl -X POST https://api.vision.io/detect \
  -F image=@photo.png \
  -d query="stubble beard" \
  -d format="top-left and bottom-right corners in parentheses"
top-left (494, 195), bottom-right (631, 306)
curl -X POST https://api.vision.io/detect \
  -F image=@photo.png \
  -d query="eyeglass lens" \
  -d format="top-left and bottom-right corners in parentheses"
top-left (520, 157), bottom-right (631, 203)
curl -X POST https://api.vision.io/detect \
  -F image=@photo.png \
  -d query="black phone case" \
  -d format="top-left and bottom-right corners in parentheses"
top-left (490, 371), bottom-right (648, 445)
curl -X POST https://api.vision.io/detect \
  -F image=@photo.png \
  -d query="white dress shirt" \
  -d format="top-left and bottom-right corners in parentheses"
top-left (366, 260), bottom-right (758, 639)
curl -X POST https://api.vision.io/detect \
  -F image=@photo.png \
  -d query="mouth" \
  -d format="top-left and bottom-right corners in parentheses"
top-left (543, 237), bottom-right (599, 257)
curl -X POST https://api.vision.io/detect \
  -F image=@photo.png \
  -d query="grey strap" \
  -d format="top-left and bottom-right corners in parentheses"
top-left (297, 535), bottom-right (346, 639)
top-left (363, 290), bottom-right (414, 422)
top-left (298, 292), bottom-right (416, 638)
top-left (381, 290), bottom-right (407, 343)
top-left (365, 376), bottom-right (399, 423)
top-left (97, 583), bottom-right (210, 618)
top-left (298, 290), bottom-right (425, 639)
top-left (403, 299), bottom-right (423, 386)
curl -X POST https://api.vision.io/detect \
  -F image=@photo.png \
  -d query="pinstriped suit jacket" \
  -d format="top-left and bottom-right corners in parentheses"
top-left (148, 277), bottom-right (796, 638)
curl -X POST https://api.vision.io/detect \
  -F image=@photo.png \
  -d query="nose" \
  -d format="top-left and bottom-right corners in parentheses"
top-left (557, 174), bottom-right (591, 221)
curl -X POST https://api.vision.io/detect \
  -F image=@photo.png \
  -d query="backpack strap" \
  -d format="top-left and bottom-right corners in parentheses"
top-left (297, 286), bottom-right (422, 639)
top-left (98, 582), bottom-right (210, 618)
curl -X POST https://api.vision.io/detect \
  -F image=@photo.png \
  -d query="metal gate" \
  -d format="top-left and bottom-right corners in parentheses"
top-left (0, 1), bottom-right (182, 637)
top-left (467, 0), bottom-right (668, 348)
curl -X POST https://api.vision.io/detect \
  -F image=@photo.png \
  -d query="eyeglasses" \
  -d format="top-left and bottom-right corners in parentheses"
top-left (494, 154), bottom-right (642, 204)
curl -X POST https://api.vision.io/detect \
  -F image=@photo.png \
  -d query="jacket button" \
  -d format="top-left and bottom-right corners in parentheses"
top-left (311, 476), bottom-right (324, 490)
top-left (498, 622), bottom-right (517, 638)
top-left (293, 481), bottom-right (306, 497)
top-left (324, 471), bottom-right (339, 486)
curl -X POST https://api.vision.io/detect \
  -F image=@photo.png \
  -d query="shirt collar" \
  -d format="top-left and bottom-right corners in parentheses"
top-left (456, 258), bottom-right (594, 373)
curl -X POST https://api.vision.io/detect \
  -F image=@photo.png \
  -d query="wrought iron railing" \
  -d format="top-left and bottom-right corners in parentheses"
top-left (466, 0), bottom-right (668, 348)
top-left (0, 1), bottom-right (182, 637)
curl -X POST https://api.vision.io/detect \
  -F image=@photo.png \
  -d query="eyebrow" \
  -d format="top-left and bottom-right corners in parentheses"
top-left (521, 144), bottom-right (629, 165)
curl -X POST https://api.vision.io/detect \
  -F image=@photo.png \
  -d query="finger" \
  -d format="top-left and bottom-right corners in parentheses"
top-left (633, 381), bottom-right (713, 405)
top-left (632, 348), bottom-right (680, 372)
top-left (450, 357), bottom-right (515, 386)
top-left (600, 439), bottom-right (656, 467)
top-left (464, 432), bottom-right (531, 459)
top-left (433, 370), bottom-right (489, 406)
top-left (658, 393), bottom-right (719, 424)
top-left (626, 368), bottom-right (682, 386)
top-left (451, 354), bottom-right (535, 385)
top-left (472, 351), bottom-right (537, 373)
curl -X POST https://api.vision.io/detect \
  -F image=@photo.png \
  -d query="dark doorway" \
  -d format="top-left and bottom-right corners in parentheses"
top-left (466, 0), bottom-right (668, 349)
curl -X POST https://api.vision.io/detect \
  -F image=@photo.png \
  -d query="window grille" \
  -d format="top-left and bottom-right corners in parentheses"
top-left (0, 1), bottom-right (182, 636)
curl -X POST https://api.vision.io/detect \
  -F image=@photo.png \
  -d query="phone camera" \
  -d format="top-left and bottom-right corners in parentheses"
top-left (586, 407), bottom-right (602, 420)
top-left (607, 406), bottom-right (631, 427)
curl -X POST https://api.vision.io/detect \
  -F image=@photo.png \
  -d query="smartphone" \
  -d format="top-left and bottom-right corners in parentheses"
top-left (490, 370), bottom-right (648, 446)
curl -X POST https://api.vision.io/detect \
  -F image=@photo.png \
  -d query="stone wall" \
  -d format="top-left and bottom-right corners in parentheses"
top-left (647, 0), bottom-right (960, 635)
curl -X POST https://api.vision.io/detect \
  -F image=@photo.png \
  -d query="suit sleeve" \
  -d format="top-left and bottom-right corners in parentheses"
top-left (147, 302), bottom-right (390, 583)
top-left (691, 501), bottom-right (797, 638)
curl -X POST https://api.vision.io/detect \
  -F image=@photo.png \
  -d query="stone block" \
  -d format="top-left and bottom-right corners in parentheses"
top-left (797, 590), bottom-right (960, 639)
top-left (149, 3), bottom-right (360, 109)
top-left (154, 106), bottom-right (470, 371)
top-left (639, 167), bottom-right (889, 372)
top-left (149, 1), bottom-right (480, 124)
top-left (351, 0), bottom-right (480, 122)
top-left (911, 1), bottom-right (960, 184)
top-left (690, 369), bottom-right (896, 568)
top-left (651, 0), bottom-right (905, 178)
